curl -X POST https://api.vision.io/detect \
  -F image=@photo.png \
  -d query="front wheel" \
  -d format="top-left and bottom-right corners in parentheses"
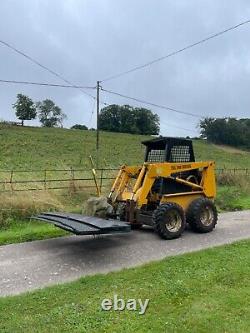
top-left (153, 203), bottom-right (186, 240)
top-left (186, 197), bottom-right (217, 233)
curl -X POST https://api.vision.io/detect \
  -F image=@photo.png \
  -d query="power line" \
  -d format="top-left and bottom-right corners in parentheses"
top-left (101, 88), bottom-right (201, 118)
top-left (88, 99), bottom-right (96, 127)
top-left (101, 18), bottom-right (250, 82)
top-left (0, 79), bottom-right (95, 89)
top-left (0, 40), bottom-right (109, 106)
top-left (102, 88), bottom-right (199, 133)
top-left (0, 39), bottom-right (96, 100)
top-left (0, 78), bottom-right (108, 107)
top-left (160, 119), bottom-right (198, 134)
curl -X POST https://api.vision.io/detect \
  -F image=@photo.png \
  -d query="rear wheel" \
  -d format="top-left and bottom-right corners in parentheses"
top-left (186, 197), bottom-right (217, 233)
top-left (153, 203), bottom-right (186, 240)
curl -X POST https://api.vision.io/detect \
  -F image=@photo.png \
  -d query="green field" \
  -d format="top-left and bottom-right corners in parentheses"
top-left (0, 125), bottom-right (249, 245)
top-left (0, 125), bottom-right (250, 169)
top-left (0, 240), bottom-right (250, 333)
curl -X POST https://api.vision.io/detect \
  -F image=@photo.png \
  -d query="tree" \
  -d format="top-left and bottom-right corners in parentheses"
top-left (13, 94), bottom-right (36, 126)
top-left (71, 124), bottom-right (88, 130)
top-left (199, 117), bottom-right (250, 149)
top-left (37, 99), bottom-right (66, 127)
top-left (134, 107), bottom-right (160, 135)
top-left (99, 104), bottom-right (160, 135)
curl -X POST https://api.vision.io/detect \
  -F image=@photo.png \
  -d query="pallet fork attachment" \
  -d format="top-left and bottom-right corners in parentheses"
top-left (33, 212), bottom-right (131, 235)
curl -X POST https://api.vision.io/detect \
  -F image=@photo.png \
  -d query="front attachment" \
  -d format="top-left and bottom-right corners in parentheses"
top-left (33, 212), bottom-right (131, 235)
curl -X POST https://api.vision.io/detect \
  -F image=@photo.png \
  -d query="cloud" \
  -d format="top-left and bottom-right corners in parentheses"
top-left (0, 0), bottom-right (250, 135)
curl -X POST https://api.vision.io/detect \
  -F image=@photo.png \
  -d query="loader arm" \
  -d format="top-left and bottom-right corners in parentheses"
top-left (125, 161), bottom-right (216, 208)
top-left (109, 161), bottom-right (216, 208)
top-left (108, 165), bottom-right (142, 202)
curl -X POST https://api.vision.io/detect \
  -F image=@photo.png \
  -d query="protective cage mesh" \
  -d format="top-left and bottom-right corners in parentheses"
top-left (170, 145), bottom-right (191, 162)
top-left (147, 149), bottom-right (165, 162)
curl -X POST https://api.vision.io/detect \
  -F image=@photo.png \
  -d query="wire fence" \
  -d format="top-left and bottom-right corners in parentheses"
top-left (0, 167), bottom-right (248, 194)
top-left (0, 168), bottom-right (119, 193)
top-left (216, 168), bottom-right (249, 175)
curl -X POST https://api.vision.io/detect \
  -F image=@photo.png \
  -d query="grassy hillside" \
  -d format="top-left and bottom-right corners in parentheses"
top-left (0, 126), bottom-right (147, 170)
top-left (0, 125), bottom-right (249, 245)
top-left (0, 125), bottom-right (250, 169)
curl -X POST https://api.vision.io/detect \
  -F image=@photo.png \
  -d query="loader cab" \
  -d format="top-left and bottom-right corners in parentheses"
top-left (142, 137), bottom-right (198, 195)
top-left (142, 137), bottom-right (195, 163)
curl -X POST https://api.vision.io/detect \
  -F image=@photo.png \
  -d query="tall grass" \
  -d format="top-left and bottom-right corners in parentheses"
top-left (216, 172), bottom-right (250, 192)
top-left (216, 173), bottom-right (250, 211)
top-left (0, 191), bottom-right (63, 228)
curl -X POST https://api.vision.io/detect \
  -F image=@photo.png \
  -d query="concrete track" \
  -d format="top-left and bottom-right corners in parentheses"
top-left (0, 210), bottom-right (249, 296)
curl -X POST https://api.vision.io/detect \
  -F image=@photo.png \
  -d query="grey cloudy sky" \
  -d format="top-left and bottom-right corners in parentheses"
top-left (0, 0), bottom-right (250, 136)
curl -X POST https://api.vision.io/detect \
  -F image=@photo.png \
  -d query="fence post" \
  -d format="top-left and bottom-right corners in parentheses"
top-left (10, 170), bottom-right (14, 191)
top-left (71, 167), bottom-right (75, 181)
top-left (69, 167), bottom-right (76, 192)
top-left (44, 170), bottom-right (47, 190)
top-left (89, 155), bottom-right (101, 196)
top-left (99, 168), bottom-right (104, 194)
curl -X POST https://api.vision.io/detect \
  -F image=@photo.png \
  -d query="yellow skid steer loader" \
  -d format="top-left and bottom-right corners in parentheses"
top-left (35, 137), bottom-right (217, 240)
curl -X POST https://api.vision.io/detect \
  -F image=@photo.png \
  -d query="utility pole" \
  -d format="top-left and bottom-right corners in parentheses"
top-left (96, 80), bottom-right (100, 151)
top-left (96, 80), bottom-right (101, 167)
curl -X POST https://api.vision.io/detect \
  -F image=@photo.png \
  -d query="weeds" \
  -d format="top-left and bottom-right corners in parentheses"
top-left (0, 191), bottom-right (63, 228)
top-left (217, 172), bottom-right (250, 190)
top-left (216, 173), bottom-right (250, 211)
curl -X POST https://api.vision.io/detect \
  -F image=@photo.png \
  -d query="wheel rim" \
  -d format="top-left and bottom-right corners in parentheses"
top-left (200, 206), bottom-right (214, 226)
top-left (165, 210), bottom-right (182, 232)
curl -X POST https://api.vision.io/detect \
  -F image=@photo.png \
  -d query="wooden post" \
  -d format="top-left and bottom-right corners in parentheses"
top-left (89, 155), bottom-right (101, 196)
top-left (96, 81), bottom-right (101, 168)
top-left (44, 170), bottom-right (47, 190)
top-left (10, 170), bottom-right (13, 191)
top-left (99, 168), bottom-right (104, 194)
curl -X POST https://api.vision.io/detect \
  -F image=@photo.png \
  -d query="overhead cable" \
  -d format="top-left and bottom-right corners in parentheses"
top-left (101, 19), bottom-right (250, 82)
top-left (0, 79), bottom-right (95, 89)
top-left (0, 39), bottom-right (95, 100)
top-left (101, 88), bottom-right (201, 118)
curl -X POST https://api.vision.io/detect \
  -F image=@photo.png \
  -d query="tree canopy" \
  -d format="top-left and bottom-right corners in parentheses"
top-left (199, 117), bottom-right (250, 149)
top-left (99, 104), bottom-right (160, 135)
top-left (37, 99), bottom-right (66, 127)
top-left (71, 124), bottom-right (88, 130)
top-left (13, 94), bottom-right (36, 126)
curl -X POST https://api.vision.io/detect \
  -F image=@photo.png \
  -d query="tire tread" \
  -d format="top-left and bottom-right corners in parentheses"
top-left (186, 197), bottom-right (217, 233)
top-left (153, 203), bottom-right (186, 240)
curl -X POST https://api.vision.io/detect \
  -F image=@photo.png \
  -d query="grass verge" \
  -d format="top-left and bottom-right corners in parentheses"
top-left (216, 186), bottom-right (250, 211)
top-left (216, 173), bottom-right (250, 211)
top-left (0, 190), bottom-right (91, 245)
top-left (0, 240), bottom-right (250, 333)
top-left (0, 219), bottom-right (67, 245)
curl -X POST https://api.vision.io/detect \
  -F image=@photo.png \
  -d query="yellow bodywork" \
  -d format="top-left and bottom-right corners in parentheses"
top-left (108, 161), bottom-right (216, 212)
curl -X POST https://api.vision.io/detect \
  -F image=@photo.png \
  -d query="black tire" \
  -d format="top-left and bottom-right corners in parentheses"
top-left (153, 203), bottom-right (186, 240)
top-left (186, 197), bottom-right (217, 233)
